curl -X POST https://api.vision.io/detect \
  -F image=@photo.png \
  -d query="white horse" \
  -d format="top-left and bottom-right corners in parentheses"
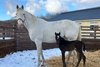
top-left (16, 5), bottom-right (81, 67)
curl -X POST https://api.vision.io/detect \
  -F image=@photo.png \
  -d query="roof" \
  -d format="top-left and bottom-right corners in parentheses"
top-left (45, 7), bottom-right (100, 21)
top-left (0, 20), bottom-right (17, 24)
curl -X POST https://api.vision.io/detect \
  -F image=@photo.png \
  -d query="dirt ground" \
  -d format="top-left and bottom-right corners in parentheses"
top-left (45, 50), bottom-right (100, 67)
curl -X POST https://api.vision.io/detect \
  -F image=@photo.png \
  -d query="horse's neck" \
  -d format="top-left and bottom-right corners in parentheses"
top-left (24, 11), bottom-right (47, 31)
top-left (24, 11), bottom-right (38, 31)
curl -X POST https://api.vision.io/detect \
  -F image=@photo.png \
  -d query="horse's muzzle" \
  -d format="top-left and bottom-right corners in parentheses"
top-left (18, 18), bottom-right (24, 23)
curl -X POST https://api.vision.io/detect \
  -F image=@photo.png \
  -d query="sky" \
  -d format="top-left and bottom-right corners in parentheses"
top-left (0, 0), bottom-right (100, 20)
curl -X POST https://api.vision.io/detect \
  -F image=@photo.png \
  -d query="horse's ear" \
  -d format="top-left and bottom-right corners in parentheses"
top-left (16, 5), bottom-right (19, 9)
top-left (21, 5), bottom-right (24, 9)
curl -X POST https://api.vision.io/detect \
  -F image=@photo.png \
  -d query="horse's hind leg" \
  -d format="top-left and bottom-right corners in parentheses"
top-left (67, 51), bottom-right (72, 62)
top-left (72, 50), bottom-right (77, 66)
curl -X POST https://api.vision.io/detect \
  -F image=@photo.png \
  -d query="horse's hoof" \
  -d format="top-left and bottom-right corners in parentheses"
top-left (41, 63), bottom-right (47, 67)
top-left (41, 65), bottom-right (44, 67)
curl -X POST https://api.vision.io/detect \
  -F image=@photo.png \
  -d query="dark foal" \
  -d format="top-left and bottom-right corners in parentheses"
top-left (55, 32), bottom-right (86, 67)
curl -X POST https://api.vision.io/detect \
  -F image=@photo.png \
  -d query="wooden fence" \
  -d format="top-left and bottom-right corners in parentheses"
top-left (81, 25), bottom-right (100, 50)
top-left (0, 21), bottom-right (100, 57)
top-left (16, 26), bottom-right (58, 50)
top-left (0, 21), bottom-right (17, 57)
top-left (17, 25), bottom-right (100, 51)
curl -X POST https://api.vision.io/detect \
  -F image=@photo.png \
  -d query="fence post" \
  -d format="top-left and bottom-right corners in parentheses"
top-left (14, 23), bottom-right (17, 51)
top-left (94, 30), bottom-right (96, 39)
top-left (3, 28), bottom-right (5, 40)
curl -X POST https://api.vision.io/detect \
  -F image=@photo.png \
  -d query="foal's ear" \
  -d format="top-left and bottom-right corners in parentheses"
top-left (21, 5), bottom-right (24, 9)
top-left (16, 5), bottom-right (19, 9)
top-left (59, 32), bottom-right (61, 35)
top-left (55, 32), bottom-right (57, 35)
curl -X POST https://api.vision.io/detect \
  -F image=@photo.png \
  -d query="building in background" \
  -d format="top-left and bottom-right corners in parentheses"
top-left (45, 7), bottom-right (100, 26)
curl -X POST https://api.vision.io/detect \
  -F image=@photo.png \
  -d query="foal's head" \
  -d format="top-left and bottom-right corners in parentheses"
top-left (55, 32), bottom-right (61, 42)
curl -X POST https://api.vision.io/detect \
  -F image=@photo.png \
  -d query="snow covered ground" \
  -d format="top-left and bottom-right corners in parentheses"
top-left (0, 48), bottom-right (68, 67)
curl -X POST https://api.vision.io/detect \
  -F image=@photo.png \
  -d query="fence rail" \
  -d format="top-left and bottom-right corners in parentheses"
top-left (81, 25), bottom-right (100, 50)
top-left (81, 25), bottom-right (100, 39)
top-left (0, 22), bottom-right (17, 57)
top-left (0, 21), bottom-right (100, 57)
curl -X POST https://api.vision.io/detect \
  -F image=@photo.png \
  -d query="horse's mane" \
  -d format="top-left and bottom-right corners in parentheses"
top-left (24, 11), bottom-right (46, 22)
top-left (24, 11), bottom-right (36, 18)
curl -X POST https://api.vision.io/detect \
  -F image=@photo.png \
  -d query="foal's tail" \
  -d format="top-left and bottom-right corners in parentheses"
top-left (82, 42), bottom-right (86, 51)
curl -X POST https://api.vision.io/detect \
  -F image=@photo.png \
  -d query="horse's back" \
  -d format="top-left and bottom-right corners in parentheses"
top-left (41, 19), bottom-right (80, 42)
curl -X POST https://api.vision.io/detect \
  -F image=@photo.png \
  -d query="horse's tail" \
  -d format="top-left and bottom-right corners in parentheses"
top-left (82, 42), bottom-right (86, 51)
top-left (77, 23), bottom-right (81, 41)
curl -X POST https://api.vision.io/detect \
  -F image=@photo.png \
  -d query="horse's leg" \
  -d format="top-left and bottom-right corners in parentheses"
top-left (72, 50), bottom-right (77, 66)
top-left (61, 51), bottom-right (66, 67)
top-left (35, 39), bottom-right (43, 67)
top-left (41, 49), bottom-right (46, 67)
top-left (76, 52), bottom-right (82, 67)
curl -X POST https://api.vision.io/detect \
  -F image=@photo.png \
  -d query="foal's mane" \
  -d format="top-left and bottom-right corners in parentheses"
top-left (58, 35), bottom-right (67, 42)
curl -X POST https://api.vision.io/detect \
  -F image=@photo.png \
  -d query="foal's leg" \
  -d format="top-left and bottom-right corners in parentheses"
top-left (82, 52), bottom-right (86, 67)
top-left (61, 51), bottom-right (66, 67)
top-left (76, 52), bottom-right (82, 67)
